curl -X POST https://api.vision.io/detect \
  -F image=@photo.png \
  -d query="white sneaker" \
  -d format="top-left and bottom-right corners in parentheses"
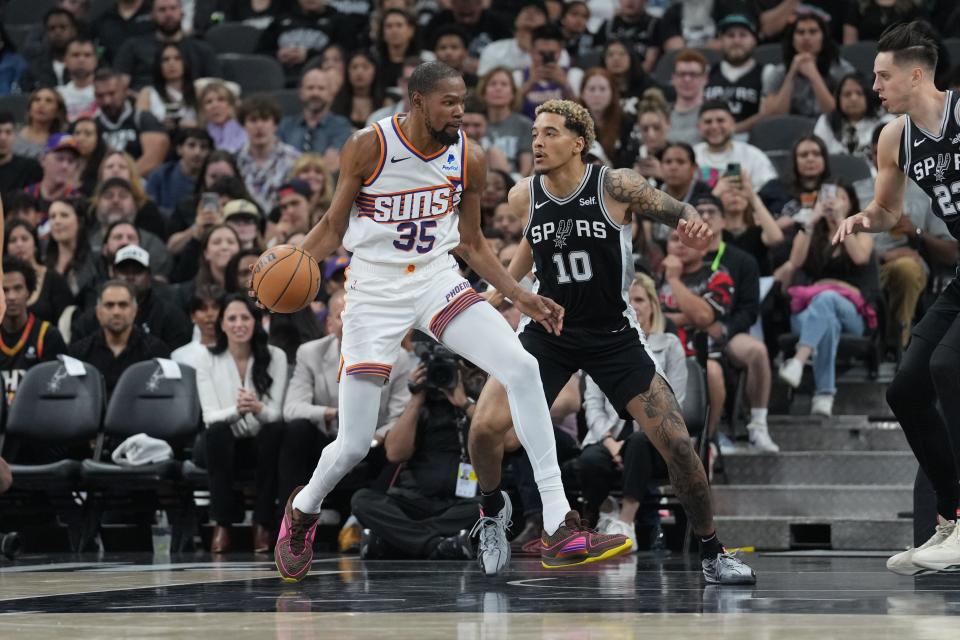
top-left (778, 358), bottom-right (803, 388)
top-left (811, 394), bottom-right (834, 417)
top-left (747, 423), bottom-right (780, 453)
top-left (596, 496), bottom-right (617, 531)
top-left (887, 516), bottom-right (956, 576)
top-left (601, 518), bottom-right (638, 554)
top-left (471, 492), bottom-right (512, 576)
top-left (911, 517), bottom-right (960, 573)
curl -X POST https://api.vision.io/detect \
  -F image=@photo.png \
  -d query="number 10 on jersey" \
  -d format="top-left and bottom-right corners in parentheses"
top-left (394, 220), bottom-right (438, 253)
top-left (552, 251), bottom-right (593, 284)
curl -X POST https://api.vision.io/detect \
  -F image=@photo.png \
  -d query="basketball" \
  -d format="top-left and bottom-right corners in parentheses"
top-left (251, 244), bottom-right (321, 314)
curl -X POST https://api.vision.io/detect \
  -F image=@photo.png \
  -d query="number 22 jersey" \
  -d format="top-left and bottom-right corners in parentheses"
top-left (899, 89), bottom-right (960, 240)
top-left (345, 114), bottom-right (467, 266)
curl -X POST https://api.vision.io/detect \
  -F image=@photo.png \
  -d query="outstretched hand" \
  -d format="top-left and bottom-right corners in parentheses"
top-left (515, 290), bottom-right (564, 336)
top-left (832, 212), bottom-right (871, 245)
top-left (677, 218), bottom-right (713, 250)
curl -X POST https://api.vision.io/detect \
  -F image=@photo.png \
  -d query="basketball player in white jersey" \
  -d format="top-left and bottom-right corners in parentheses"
top-left (833, 22), bottom-right (960, 574)
top-left (271, 61), bottom-right (633, 582)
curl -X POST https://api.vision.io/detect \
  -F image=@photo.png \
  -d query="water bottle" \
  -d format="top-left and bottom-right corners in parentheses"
top-left (152, 510), bottom-right (172, 557)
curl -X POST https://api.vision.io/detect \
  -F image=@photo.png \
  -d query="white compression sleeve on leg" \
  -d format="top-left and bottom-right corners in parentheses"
top-left (292, 373), bottom-right (382, 514)
top-left (439, 303), bottom-right (571, 535)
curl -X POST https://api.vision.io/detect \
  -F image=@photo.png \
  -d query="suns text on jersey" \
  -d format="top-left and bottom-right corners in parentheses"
top-left (365, 184), bottom-right (462, 223)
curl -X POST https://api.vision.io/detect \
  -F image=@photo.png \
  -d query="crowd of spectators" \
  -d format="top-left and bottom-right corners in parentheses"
top-left (1, 0), bottom-right (959, 554)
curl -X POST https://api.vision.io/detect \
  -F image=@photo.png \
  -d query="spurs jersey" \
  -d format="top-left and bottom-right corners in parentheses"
top-left (523, 164), bottom-right (637, 331)
top-left (898, 90), bottom-right (960, 240)
top-left (345, 114), bottom-right (467, 266)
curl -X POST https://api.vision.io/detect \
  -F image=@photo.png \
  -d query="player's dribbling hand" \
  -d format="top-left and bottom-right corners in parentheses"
top-left (832, 212), bottom-right (871, 245)
top-left (516, 291), bottom-right (565, 336)
top-left (247, 263), bottom-right (269, 312)
top-left (677, 218), bottom-right (713, 250)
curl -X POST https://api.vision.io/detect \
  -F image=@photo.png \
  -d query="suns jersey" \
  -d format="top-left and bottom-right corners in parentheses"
top-left (898, 90), bottom-right (960, 240)
top-left (343, 114), bottom-right (468, 266)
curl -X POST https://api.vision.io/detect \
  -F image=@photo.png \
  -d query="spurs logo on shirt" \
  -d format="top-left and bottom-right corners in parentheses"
top-left (899, 90), bottom-right (960, 235)
top-left (343, 114), bottom-right (467, 265)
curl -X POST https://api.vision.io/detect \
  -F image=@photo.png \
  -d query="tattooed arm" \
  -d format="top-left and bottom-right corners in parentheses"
top-left (602, 168), bottom-right (694, 225)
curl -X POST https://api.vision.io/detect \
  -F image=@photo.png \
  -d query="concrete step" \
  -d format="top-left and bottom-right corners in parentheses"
top-left (772, 380), bottom-right (895, 419)
top-left (715, 516), bottom-right (912, 551)
top-left (763, 416), bottom-right (909, 452)
top-left (711, 485), bottom-right (912, 518)
top-left (720, 451), bottom-right (917, 485)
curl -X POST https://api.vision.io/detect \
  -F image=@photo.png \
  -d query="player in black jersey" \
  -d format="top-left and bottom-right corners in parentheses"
top-left (469, 99), bottom-right (756, 584)
top-left (833, 22), bottom-right (960, 574)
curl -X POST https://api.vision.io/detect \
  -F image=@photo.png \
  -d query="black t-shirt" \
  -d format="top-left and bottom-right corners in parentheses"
top-left (596, 12), bottom-right (677, 61)
top-left (704, 62), bottom-right (764, 122)
top-left (393, 395), bottom-right (465, 499)
top-left (257, 6), bottom-right (352, 82)
top-left (423, 11), bottom-right (514, 60)
top-left (705, 241), bottom-right (761, 338)
top-left (96, 101), bottom-right (166, 160)
top-left (0, 156), bottom-right (43, 201)
top-left (0, 314), bottom-right (67, 405)
top-left (67, 326), bottom-right (172, 396)
top-left (114, 36), bottom-right (223, 91)
top-left (92, 2), bottom-right (155, 63)
top-left (28, 269), bottom-right (75, 325)
top-left (724, 225), bottom-right (771, 276)
top-left (748, 0), bottom-right (848, 43)
top-left (844, 3), bottom-right (923, 41)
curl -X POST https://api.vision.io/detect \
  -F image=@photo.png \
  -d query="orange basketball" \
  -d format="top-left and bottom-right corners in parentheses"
top-left (251, 245), bottom-right (321, 314)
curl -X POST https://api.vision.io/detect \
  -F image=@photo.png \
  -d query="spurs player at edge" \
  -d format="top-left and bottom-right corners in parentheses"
top-left (470, 100), bottom-right (756, 583)
top-left (270, 61), bottom-right (635, 583)
top-left (832, 22), bottom-right (960, 575)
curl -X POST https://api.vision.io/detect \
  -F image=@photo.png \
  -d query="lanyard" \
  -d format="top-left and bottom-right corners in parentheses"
top-left (710, 241), bottom-right (726, 272)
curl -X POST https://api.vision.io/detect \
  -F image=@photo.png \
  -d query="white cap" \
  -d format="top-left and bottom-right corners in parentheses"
top-left (114, 245), bottom-right (150, 268)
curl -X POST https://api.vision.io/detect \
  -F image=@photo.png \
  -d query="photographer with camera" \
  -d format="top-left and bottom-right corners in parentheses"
top-left (350, 336), bottom-right (484, 561)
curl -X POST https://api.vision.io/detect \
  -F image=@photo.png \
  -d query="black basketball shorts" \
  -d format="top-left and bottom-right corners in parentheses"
top-left (518, 322), bottom-right (658, 420)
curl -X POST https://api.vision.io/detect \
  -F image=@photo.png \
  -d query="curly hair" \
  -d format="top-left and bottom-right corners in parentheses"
top-left (535, 99), bottom-right (596, 155)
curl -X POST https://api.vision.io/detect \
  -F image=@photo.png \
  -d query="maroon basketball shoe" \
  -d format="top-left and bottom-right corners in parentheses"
top-left (540, 510), bottom-right (632, 569)
top-left (275, 486), bottom-right (320, 583)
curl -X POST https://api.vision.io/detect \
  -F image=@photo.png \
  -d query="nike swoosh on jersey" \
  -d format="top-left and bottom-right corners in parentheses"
top-left (535, 201), bottom-right (549, 209)
top-left (914, 139), bottom-right (926, 147)
top-left (391, 156), bottom-right (409, 163)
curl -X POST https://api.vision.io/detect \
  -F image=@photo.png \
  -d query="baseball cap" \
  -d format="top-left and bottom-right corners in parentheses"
top-left (323, 255), bottom-right (350, 281)
top-left (716, 14), bottom-right (757, 36)
top-left (277, 179), bottom-right (313, 202)
top-left (114, 244), bottom-right (150, 269)
top-left (222, 199), bottom-right (261, 221)
top-left (694, 194), bottom-right (725, 213)
top-left (45, 132), bottom-right (80, 155)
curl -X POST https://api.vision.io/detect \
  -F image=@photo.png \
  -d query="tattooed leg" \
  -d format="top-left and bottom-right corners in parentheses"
top-left (626, 374), bottom-right (715, 536)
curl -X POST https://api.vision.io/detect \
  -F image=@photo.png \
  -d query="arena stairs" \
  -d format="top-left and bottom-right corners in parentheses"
top-left (712, 363), bottom-right (915, 552)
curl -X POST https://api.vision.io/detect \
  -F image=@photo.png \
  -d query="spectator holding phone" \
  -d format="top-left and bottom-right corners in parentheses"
top-left (712, 166), bottom-right (784, 276)
top-left (693, 100), bottom-right (777, 190)
top-left (517, 25), bottom-right (580, 120)
top-left (777, 181), bottom-right (879, 417)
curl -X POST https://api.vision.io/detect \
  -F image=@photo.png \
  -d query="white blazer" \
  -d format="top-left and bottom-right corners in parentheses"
top-left (194, 344), bottom-right (288, 437)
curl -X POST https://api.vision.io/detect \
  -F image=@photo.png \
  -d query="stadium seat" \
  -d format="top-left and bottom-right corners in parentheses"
top-left (259, 89), bottom-right (301, 118)
top-left (81, 360), bottom-right (201, 488)
top-left (1, 360), bottom-right (105, 490)
top-left (680, 358), bottom-right (708, 443)
top-left (840, 41), bottom-right (878, 80)
top-left (0, 94), bottom-right (30, 125)
top-left (753, 42), bottom-right (783, 68)
top-left (653, 48), bottom-right (722, 85)
top-left (2, 0), bottom-right (56, 25)
top-left (766, 149), bottom-right (793, 178)
top-left (204, 23), bottom-right (263, 55)
top-left (829, 153), bottom-right (872, 184)
top-left (748, 115), bottom-right (815, 151)
top-left (5, 24), bottom-right (32, 52)
top-left (218, 54), bottom-right (285, 95)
